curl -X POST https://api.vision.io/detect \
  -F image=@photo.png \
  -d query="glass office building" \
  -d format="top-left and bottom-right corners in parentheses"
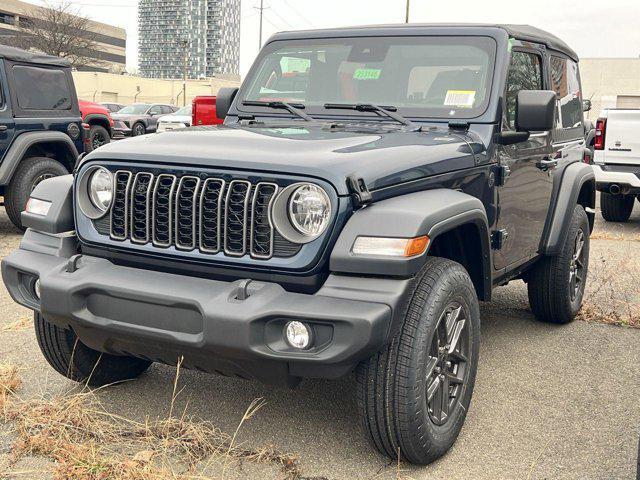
top-left (138, 0), bottom-right (240, 79)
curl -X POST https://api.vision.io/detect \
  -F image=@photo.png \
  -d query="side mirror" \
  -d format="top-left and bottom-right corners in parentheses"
top-left (516, 90), bottom-right (556, 132)
top-left (582, 99), bottom-right (592, 112)
top-left (216, 87), bottom-right (239, 119)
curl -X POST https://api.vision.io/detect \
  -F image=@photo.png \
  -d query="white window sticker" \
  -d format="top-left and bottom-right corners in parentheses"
top-left (444, 90), bottom-right (476, 108)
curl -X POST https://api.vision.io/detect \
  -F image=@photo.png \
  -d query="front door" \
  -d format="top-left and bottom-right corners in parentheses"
top-left (0, 62), bottom-right (16, 161)
top-left (493, 49), bottom-right (555, 270)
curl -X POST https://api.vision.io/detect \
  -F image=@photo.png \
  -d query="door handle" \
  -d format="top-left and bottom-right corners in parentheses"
top-left (0, 125), bottom-right (7, 132)
top-left (536, 158), bottom-right (558, 171)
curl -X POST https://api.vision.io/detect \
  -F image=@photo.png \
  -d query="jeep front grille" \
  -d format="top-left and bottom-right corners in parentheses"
top-left (106, 170), bottom-right (290, 260)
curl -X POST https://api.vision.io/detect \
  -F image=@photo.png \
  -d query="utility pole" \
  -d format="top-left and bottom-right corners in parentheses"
top-left (257, 0), bottom-right (265, 50)
top-left (181, 38), bottom-right (189, 107)
top-left (405, 0), bottom-right (410, 23)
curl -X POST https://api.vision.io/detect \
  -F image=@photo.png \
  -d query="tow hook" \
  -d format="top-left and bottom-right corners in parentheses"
top-left (235, 279), bottom-right (253, 300)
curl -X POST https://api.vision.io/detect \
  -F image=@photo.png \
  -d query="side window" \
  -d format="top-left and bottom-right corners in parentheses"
top-left (505, 51), bottom-right (543, 130)
top-left (550, 56), bottom-right (583, 130)
top-left (148, 106), bottom-right (162, 115)
top-left (12, 66), bottom-right (72, 111)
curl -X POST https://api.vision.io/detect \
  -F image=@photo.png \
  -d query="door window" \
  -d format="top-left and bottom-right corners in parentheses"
top-left (148, 106), bottom-right (162, 115)
top-left (550, 56), bottom-right (583, 130)
top-left (505, 51), bottom-right (543, 129)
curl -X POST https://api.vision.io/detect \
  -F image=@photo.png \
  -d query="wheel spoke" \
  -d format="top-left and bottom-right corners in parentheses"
top-left (445, 306), bottom-right (462, 341)
top-left (427, 375), bottom-right (441, 402)
top-left (425, 356), bottom-right (438, 381)
top-left (448, 318), bottom-right (466, 354)
top-left (449, 349), bottom-right (468, 364)
top-left (440, 374), bottom-right (450, 420)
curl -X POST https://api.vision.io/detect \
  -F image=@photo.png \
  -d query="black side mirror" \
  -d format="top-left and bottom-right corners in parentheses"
top-left (516, 90), bottom-right (556, 132)
top-left (582, 99), bottom-right (592, 112)
top-left (216, 87), bottom-right (239, 119)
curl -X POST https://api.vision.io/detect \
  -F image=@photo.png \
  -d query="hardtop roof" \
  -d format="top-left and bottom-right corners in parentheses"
top-left (0, 44), bottom-right (71, 67)
top-left (269, 23), bottom-right (579, 62)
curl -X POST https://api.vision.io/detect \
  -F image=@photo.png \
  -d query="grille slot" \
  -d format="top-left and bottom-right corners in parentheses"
top-left (103, 169), bottom-right (303, 260)
top-left (250, 183), bottom-right (278, 259)
top-left (110, 171), bottom-right (132, 240)
top-left (199, 179), bottom-right (226, 253)
top-left (152, 174), bottom-right (177, 247)
top-left (175, 176), bottom-right (201, 250)
top-left (130, 173), bottom-right (154, 244)
top-left (224, 180), bottom-right (251, 256)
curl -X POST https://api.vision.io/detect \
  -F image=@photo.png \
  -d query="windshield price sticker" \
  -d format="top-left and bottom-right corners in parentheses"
top-left (354, 68), bottom-right (382, 80)
top-left (444, 90), bottom-right (476, 108)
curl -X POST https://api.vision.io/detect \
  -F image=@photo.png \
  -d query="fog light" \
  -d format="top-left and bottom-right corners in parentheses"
top-left (285, 321), bottom-right (312, 349)
top-left (33, 278), bottom-right (41, 300)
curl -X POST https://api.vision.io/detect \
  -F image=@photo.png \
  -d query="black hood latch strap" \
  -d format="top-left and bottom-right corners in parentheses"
top-left (347, 174), bottom-right (372, 209)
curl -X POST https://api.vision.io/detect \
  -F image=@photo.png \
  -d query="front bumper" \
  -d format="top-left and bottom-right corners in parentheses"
top-left (593, 164), bottom-right (640, 193)
top-left (2, 232), bottom-right (405, 386)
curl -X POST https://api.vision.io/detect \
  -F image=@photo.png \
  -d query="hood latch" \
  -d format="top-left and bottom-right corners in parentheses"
top-left (347, 174), bottom-right (372, 209)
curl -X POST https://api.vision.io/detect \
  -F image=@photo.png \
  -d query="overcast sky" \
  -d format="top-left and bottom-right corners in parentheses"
top-left (28, 0), bottom-right (640, 76)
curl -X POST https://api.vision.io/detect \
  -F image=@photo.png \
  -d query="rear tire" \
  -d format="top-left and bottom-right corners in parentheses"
top-left (527, 205), bottom-right (590, 324)
top-left (356, 257), bottom-right (480, 465)
top-left (600, 192), bottom-right (634, 222)
top-left (34, 312), bottom-right (152, 387)
top-left (5, 156), bottom-right (68, 230)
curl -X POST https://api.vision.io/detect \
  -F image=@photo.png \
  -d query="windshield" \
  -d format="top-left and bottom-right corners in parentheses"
top-left (240, 36), bottom-right (497, 119)
top-left (118, 105), bottom-right (150, 114)
top-left (174, 105), bottom-right (192, 116)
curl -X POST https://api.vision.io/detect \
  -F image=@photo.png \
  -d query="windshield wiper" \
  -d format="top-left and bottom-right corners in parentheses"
top-left (323, 103), bottom-right (420, 131)
top-left (242, 100), bottom-right (314, 122)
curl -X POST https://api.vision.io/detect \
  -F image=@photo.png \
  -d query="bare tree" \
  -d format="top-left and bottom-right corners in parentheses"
top-left (8, 1), bottom-right (103, 69)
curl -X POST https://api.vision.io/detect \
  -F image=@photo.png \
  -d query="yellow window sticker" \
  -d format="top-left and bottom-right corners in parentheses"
top-left (354, 68), bottom-right (382, 80)
top-left (444, 90), bottom-right (476, 108)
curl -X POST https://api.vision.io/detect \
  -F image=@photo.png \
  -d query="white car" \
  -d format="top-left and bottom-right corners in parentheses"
top-left (593, 108), bottom-right (640, 222)
top-left (156, 105), bottom-right (192, 133)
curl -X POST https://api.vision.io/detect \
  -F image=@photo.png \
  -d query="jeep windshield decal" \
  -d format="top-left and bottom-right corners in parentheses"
top-left (239, 36), bottom-right (497, 120)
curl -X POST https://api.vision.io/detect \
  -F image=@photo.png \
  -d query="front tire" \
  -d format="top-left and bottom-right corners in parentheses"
top-left (600, 192), bottom-right (634, 222)
top-left (34, 313), bottom-right (152, 387)
top-left (131, 122), bottom-right (146, 136)
top-left (356, 257), bottom-right (480, 465)
top-left (527, 204), bottom-right (590, 324)
top-left (5, 157), bottom-right (68, 230)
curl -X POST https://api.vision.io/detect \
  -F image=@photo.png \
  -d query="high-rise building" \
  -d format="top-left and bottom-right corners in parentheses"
top-left (138, 0), bottom-right (240, 80)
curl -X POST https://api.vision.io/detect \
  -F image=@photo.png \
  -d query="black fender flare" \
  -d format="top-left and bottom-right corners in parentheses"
top-left (540, 161), bottom-right (595, 255)
top-left (330, 189), bottom-right (492, 296)
top-left (21, 174), bottom-right (74, 234)
top-left (0, 131), bottom-right (79, 186)
top-left (84, 113), bottom-right (111, 131)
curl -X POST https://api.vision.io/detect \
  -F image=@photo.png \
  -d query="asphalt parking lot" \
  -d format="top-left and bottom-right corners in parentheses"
top-left (1, 202), bottom-right (639, 480)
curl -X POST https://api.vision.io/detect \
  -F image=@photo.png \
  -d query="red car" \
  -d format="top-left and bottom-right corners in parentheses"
top-left (192, 96), bottom-right (223, 126)
top-left (79, 100), bottom-right (116, 151)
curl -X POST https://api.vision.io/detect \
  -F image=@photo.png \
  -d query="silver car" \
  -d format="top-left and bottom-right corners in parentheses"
top-left (111, 104), bottom-right (178, 136)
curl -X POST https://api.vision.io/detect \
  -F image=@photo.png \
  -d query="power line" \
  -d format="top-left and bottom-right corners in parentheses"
top-left (268, 8), bottom-right (294, 29)
top-left (280, 0), bottom-right (314, 28)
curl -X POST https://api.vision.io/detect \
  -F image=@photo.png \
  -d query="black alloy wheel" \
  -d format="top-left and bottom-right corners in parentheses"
top-left (426, 303), bottom-right (469, 426)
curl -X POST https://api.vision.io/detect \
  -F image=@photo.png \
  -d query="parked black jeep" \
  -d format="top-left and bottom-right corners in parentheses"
top-left (2, 25), bottom-right (595, 465)
top-left (0, 46), bottom-right (84, 230)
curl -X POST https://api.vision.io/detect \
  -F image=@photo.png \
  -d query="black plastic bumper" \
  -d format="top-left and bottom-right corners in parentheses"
top-left (2, 233), bottom-right (408, 386)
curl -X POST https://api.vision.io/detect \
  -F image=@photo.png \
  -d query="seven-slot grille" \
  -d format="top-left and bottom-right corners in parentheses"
top-left (108, 170), bottom-right (282, 260)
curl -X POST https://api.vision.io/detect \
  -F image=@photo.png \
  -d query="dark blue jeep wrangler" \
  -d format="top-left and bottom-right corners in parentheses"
top-left (2, 25), bottom-right (595, 464)
top-left (0, 45), bottom-right (83, 229)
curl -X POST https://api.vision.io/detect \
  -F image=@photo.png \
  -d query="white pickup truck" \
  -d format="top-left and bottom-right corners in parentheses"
top-left (593, 108), bottom-right (640, 222)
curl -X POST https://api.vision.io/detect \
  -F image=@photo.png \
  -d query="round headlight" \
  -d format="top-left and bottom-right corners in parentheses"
top-left (88, 167), bottom-right (113, 212)
top-left (288, 184), bottom-right (331, 237)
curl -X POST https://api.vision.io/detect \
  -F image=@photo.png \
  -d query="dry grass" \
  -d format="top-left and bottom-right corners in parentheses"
top-left (0, 318), bottom-right (31, 332)
top-left (0, 361), bottom-right (304, 480)
top-left (0, 363), bottom-right (21, 411)
top-left (577, 253), bottom-right (640, 328)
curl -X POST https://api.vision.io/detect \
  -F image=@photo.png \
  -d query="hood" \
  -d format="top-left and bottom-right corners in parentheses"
top-left (87, 122), bottom-right (480, 195)
top-left (158, 114), bottom-right (192, 123)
